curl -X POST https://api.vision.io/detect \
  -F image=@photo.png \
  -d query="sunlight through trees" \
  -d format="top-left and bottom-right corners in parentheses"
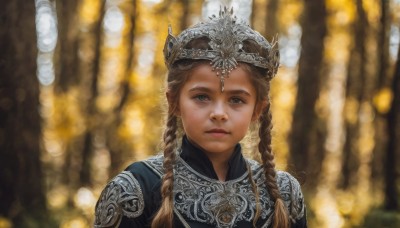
top-left (1, 0), bottom-right (400, 227)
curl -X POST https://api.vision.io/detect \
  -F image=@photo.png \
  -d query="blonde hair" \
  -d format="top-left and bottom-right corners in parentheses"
top-left (151, 42), bottom-right (290, 228)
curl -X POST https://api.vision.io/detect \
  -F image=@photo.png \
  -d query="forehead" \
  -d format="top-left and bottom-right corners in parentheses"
top-left (184, 64), bottom-right (256, 93)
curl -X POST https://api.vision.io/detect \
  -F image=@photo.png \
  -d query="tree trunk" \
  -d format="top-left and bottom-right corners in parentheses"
top-left (370, 0), bottom-right (390, 188)
top-left (376, 0), bottom-right (390, 89)
top-left (179, 0), bottom-right (190, 32)
top-left (384, 36), bottom-right (400, 211)
top-left (80, 0), bottom-right (106, 187)
top-left (250, 0), bottom-right (256, 26)
top-left (107, 0), bottom-right (137, 177)
top-left (340, 0), bottom-right (368, 189)
top-left (0, 0), bottom-right (48, 225)
top-left (52, 0), bottom-right (82, 207)
top-left (288, 0), bottom-right (327, 189)
top-left (54, 0), bottom-right (80, 93)
top-left (265, 0), bottom-right (279, 39)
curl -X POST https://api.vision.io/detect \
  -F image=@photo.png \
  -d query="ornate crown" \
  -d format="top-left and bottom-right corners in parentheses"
top-left (163, 7), bottom-right (280, 90)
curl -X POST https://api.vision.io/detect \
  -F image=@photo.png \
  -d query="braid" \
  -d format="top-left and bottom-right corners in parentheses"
top-left (151, 114), bottom-right (178, 228)
top-left (150, 59), bottom-right (205, 227)
top-left (247, 162), bottom-right (261, 228)
top-left (258, 102), bottom-right (290, 228)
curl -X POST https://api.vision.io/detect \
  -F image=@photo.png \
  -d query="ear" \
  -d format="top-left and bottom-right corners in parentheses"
top-left (252, 100), bottom-right (267, 121)
top-left (166, 91), bottom-right (180, 116)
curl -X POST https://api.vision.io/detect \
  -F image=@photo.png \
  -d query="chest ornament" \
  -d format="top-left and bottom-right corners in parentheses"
top-left (173, 157), bottom-right (272, 228)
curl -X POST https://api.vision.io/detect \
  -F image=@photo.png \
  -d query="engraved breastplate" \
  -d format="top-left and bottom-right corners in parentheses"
top-left (144, 155), bottom-right (274, 228)
top-left (174, 157), bottom-right (273, 228)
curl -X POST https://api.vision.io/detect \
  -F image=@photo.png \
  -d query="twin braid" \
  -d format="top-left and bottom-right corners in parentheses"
top-left (151, 114), bottom-right (178, 228)
top-left (258, 101), bottom-right (290, 228)
top-left (247, 162), bottom-right (261, 228)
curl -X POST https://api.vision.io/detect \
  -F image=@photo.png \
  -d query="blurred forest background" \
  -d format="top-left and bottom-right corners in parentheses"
top-left (1, 0), bottom-right (400, 227)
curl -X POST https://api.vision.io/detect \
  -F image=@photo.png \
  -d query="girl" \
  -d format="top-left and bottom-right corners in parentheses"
top-left (94, 8), bottom-right (306, 228)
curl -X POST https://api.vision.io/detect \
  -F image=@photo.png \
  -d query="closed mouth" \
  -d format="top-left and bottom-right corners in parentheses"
top-left (205, 129), bottom-right (229, 134)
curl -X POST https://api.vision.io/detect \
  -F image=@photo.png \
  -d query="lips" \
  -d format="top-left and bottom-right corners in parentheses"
top-left (205, 129), bottom-right (229, 134)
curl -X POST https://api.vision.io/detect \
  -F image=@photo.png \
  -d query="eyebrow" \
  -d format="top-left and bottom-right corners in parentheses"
top-left (188, 86), bottom-right (212, 93)
top-left (188, 86), bottom-right (252, 97)
top-left (227, 89), bottom-right (252, 97)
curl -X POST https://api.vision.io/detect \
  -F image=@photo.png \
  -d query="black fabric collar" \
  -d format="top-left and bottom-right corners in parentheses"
top-left (179, 135), bottom-right (247, 181)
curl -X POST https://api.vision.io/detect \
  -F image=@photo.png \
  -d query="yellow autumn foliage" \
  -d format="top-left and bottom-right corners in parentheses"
top-left (37, 0), bottom-right (400, 228)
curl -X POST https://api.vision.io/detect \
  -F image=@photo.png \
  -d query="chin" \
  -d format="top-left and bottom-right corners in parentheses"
top-left (200, 144), bottom-right (234, 154)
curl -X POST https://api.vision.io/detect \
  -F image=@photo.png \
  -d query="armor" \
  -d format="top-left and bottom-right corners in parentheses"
top-left (94, 137), bottom-right (306, 228)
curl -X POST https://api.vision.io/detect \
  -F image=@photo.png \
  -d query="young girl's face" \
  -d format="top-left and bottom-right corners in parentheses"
top-left (176, 63), bottom-right (258, 156)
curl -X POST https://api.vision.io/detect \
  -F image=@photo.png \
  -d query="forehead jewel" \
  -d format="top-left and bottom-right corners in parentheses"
top-left (163, 7), bottom-right (280, 80)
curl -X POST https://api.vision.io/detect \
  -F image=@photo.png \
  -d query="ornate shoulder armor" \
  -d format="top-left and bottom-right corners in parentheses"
top-left (142, 154), bottom-right (164, 177)
top-left (94, 171), bottom-right (145, 228)
top-left (276, 171), bottom-right (305, 221)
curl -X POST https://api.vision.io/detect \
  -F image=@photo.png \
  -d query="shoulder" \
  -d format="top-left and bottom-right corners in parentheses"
top-left (139, 154), bottom-right (164, 177)
top-left (276, 171), bottom-right (306, 222)
top-left (244, 159), bottom-right (306, 224)
top-left (94, 155), bottom-right (165, 228)
top-left (123, 154), bottom-right (164, 182)
top-left (94, 171), bottom-right (145, 227)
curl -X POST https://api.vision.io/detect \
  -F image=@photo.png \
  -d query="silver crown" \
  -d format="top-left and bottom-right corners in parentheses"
top-left (163, 7), bottom-right (280, 91)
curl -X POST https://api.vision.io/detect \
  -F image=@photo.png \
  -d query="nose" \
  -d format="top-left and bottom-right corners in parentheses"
top-left (209, 102), bottom-right (228, 121)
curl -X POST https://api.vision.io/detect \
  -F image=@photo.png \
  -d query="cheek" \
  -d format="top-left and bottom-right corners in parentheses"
top-left (180, 101), bottom-right (197, 117)
top-left (236, 114), bottom-right (253, 127)
top-left (234, 107), bottom-right (256, 126)
top-left (180, 113), bottom-right (204, 135)
top-left (180, 104), bottom-right (204, 126)
top-left (243, 108), bottom-right (258, 127)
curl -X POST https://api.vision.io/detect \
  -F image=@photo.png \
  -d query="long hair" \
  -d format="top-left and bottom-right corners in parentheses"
top-left (242, 62), bottom-right (290, 228)
top-left (151, 39), bottom-right (290, 228)
top-left (151, 60), bottom-right (205, 228)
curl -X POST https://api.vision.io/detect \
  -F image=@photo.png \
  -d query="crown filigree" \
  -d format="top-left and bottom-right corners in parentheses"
top-left (163, 7), bottom-right (279, 91)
